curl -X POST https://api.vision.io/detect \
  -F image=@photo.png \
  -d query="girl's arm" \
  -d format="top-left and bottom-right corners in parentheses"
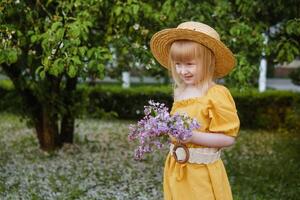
top-left (182, 130), bottom-right (236, 148)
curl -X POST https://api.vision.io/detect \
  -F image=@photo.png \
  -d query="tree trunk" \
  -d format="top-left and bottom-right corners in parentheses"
top-left (60, 116), bottom-right (75, 143)
top-left (2, 62), bottom-right (78, 150)
top-left (2, 62), bottom-right (60, 151)
top-left (35, 107), bottom-right (60, 151)
top-left (60, 76), bottom-right (77, 144)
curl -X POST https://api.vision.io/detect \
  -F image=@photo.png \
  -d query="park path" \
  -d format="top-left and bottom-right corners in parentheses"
top-left (267, 78), bottom-right (300, 92)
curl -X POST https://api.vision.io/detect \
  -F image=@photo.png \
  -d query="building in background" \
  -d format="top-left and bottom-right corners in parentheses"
top-left (273, 57), bottom-right (300, 78)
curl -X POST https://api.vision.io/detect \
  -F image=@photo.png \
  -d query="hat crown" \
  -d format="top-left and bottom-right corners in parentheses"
top-left (177, 21), bottom-right (220, 41)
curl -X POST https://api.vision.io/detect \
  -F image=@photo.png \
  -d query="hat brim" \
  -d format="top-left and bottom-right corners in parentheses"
top-left (150, 28), bottom-right (236, 78)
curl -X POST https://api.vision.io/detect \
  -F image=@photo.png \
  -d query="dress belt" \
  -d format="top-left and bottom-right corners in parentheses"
top-left (169, 143), bottom-right (221, 164)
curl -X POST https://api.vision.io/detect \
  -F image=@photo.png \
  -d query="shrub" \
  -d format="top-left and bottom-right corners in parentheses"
top-left (1, 80), bottom-right (299, 130)
top-left (289, 67), bottom-right (300, 85)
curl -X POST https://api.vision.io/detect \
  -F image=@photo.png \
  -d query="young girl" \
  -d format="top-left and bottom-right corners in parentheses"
top-left (150, 21), bottom-right (240, 200)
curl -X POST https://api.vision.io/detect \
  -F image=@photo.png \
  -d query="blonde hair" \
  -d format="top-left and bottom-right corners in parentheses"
top-left (167, 40), bottom-right (216, 97)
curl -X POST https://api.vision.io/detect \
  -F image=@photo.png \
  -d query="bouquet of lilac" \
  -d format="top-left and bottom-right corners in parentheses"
top-left (128, 100), bottom-right (200, 160)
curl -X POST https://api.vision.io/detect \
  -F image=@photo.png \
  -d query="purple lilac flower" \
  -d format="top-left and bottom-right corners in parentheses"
top-left (128, 100), bottom-right (200, 160)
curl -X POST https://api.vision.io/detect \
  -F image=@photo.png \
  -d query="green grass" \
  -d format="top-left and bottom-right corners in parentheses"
top-left (0, 113), bottom-right (299, 199)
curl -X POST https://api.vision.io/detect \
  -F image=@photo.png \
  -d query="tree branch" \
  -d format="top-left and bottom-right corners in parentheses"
top-left (36, 0), bottom-right (52, 19)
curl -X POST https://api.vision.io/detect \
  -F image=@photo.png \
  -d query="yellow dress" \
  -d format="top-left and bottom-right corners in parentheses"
top-left (164, 84), bottom-right (240, 200)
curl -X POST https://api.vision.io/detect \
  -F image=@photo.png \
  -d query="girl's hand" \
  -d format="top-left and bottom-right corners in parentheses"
top-left (167, 132), bottom-right (176, 142)
top-left (180, 131), bottom-right (194, 144)
top-left (167, 131), bottom-right (194, 144)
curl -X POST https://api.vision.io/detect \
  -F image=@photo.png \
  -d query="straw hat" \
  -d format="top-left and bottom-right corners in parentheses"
top-left (150, 21), bottom-right (236, 78)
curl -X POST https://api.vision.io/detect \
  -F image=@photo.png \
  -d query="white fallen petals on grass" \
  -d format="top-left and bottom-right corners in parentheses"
top-left (0, 114), bottom-right (165, 199)
top-left (1, 114), bottom-right (299, 199)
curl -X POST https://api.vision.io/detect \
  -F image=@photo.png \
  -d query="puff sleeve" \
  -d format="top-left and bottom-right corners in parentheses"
top-left (207, 86), bottom-right (240, 137)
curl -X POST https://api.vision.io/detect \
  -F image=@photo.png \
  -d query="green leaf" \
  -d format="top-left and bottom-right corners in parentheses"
top-left (42, 57), bottom-right (50, 67)
top-left (0, 50), bottom-right (5, 64)
top-left (79, 46), bottom-right (87, 57)
top-left (55, 58), bottom-right (65, 74)
top-left (35, 66), bottom-right (44, 74)
top-left (49, 58), bottom-right (64, 76)
top-left (68, 24), bottom-right (80, 38)
top-left (71, 56), bottom-right (81, 65)
top-left (132, 4), bottom-right (139, 15)
top-left (7, 50), bottom-right (18, 64)
top-left (48, 66), bottom-right (58, 76)
top-left (87, 49), bottom-right (94, 58)
top-left (114, 6), bottom-right (122, 16)
top-left (150, 109), bottom-right (157, 117)
top-left (87, 60), bottom-right (96, 69)
top-left (40, 70), bottom-right (46, 80)
top-left (51, 22), bottom-right (63, 31)
top-left (67, 65), bottom-right (77, 78)
top-left (97, 63), bottom-right (105, 78)
top-left (56, 28), bottom-right (65, 40)
top-left (30, 35), bottom-right (38, 43)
